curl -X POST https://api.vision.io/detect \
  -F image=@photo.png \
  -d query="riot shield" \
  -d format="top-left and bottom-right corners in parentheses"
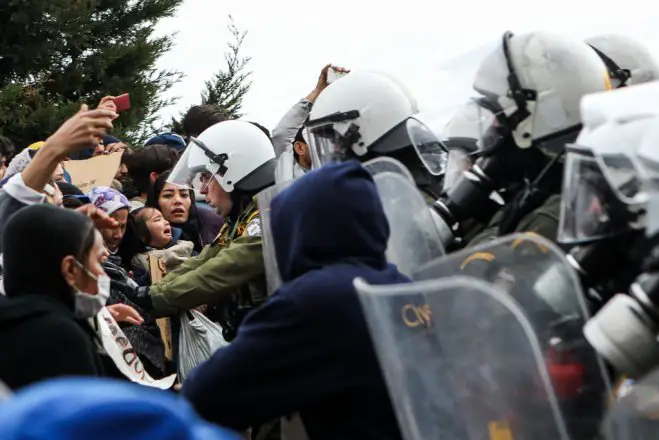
top-left (362, 156), bottom-right (415, 183)
top-left (372, 170), bottom-right (445, 277)
top-left (257, 182), bottom-right (292, 295)
top-left (355, 275), bottom-right (570, 440)
top-left (603, 368), bottom-right (659, 440)
top-left (363, 233), bottom-right (611, 439)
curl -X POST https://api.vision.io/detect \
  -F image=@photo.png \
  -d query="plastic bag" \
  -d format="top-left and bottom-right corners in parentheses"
top-left (178, 310), bottom-right (229, 380)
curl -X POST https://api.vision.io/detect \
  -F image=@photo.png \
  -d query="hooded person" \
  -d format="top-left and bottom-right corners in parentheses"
top-left (0, 378), bottom-right (240, 440)
top-left (182, 161), bottom-right (406, 440)
top-left (0, 205), bottom-right (107, 389)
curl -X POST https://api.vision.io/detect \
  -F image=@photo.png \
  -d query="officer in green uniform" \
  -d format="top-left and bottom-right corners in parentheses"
top-left (133, 120), bottom-right (276, 341)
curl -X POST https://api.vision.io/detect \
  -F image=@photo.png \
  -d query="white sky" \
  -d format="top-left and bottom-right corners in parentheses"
top-left (154, 0), bottom-right (659, 133)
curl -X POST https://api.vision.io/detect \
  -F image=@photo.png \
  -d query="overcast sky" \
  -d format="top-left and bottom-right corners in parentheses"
top-left (154, 0), bottom-right (659, 133)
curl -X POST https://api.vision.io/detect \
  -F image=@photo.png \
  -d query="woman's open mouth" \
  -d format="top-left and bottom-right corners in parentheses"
top-left (171, 207), bottom-right (186, 217)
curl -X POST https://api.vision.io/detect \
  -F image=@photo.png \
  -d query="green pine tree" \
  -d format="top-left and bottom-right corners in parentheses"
top-left (0, 0), bottom-right (184, 149)
top-left (201, 15), bottom-right (252, 119)
top-left (169, 15), bottom-right (252, 133)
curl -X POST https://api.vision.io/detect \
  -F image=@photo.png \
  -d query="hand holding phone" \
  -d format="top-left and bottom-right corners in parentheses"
top-left (327, 68), bottom-right (348, 84)
top-left (113, 93), bottom-right (131, 112)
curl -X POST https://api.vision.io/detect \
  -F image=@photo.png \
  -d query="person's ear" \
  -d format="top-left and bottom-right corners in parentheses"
top-left (293, 141), bottom-right (307, 156)
top-left (149, 171), bottom-right (159, 183)
top-left (60, 255), bottom-right (78, 288)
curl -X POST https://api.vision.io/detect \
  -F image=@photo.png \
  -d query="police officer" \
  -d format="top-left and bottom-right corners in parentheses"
top-left (439, 30), bottom-right (612, 247)
top-left (305, 70), bottom-right (448, 205)
top-left (132, 120), bottom-right (276, 341)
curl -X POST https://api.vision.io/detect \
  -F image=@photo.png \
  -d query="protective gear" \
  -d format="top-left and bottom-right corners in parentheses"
top-left (260, 158), bottom-right (444, 294)
top-left (258, 182), bottom-right (291, 295)
top-left (362, 156), bottom-right (414, 183)
top-left (587, 34), bottom-right (659, 88)
top-left (307, 71), bottom-right (447, 177)
top-left (560, 81), bottom-right (659, 379)
top-left (472, 31), bottom-right (610, 149)
top-left (72, 261), bottom-right (110, 319)
top-left (429, 31), bottom-right (611, 249)
top-left (355, 233), bottom-right (610, 439)
top-left (168, 120), bottom-right (276, 193)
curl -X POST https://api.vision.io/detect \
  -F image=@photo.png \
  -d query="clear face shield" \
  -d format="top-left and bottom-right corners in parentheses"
top-left (558, 146), bottom-right (634, 245)
top-left (167, 137), bottom-right (227, 190)
top-left (308, 113), bottom-right (448, 177)
top-left (437, 100), bottom-right (503, 191)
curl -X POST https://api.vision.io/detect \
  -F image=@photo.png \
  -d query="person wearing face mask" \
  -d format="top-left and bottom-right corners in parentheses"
top-left (146, 171), bottom-right (223, 252)
top-left (0, 204), bottom-right (139, 390)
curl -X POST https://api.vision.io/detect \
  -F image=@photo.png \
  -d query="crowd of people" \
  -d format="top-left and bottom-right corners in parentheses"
top-left (1, 29), bottom-right (659, 440)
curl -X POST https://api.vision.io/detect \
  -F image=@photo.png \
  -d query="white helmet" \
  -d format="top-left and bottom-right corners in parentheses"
top-left (306, 71), bottom-right (447, 176)
top-left (586, 34), bottom-right (659, 88)
top-left (168, 120), bottom-right (276, 193)
top-left (470, 31), bottom-right (611, 150)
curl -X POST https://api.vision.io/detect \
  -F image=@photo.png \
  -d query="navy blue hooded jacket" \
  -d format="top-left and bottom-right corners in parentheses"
top-left (183, 161), bottom-right (406, 439)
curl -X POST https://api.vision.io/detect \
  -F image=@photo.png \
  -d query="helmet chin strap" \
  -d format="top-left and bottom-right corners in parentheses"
top-left (501, 31), bottom-right (538, 130)
top-left (588, 44), bottom-right (632, 88)
top-left (189, 136), bottom-right (229, 176)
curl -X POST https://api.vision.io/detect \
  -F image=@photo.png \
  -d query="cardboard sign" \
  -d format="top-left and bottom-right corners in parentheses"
top-left (148, 254), bottom-right (173, 361)
top-left (64, 152), bottom-right (122, 193)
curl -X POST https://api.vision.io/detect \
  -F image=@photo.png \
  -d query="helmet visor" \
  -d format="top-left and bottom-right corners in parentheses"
top-left (167, 137), bottom-right (222, 189)
top-left (309, 116), bottom-right (448, 176)
top-left (558, 146), bottom-right (630, 245)
top-left (407, 117), bottom-right (447, 176)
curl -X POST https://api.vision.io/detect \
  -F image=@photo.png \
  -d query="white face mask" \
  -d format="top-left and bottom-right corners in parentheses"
top-left (73, 261), bottom-right (111, 319)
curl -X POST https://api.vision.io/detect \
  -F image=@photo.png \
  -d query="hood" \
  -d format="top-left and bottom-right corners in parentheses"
top-left (271, 161), bottom-right (390, 282)
top-left (2, 204), bottom-right (94, 308)
top-left (0, 378), bottom-right (240, 440)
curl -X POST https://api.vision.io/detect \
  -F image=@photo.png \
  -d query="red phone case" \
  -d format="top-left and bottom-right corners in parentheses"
top-left (113, 93), bottom-right (130, 112)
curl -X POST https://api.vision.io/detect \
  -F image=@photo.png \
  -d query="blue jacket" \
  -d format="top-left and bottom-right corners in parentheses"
top-left (183, 161), bottom-right (405, 439)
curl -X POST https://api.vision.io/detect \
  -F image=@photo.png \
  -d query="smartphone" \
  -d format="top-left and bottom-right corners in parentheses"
top-left (113, 93), bottom-right (131, 112)
top-left (327, 68), bottom-right (347, 84)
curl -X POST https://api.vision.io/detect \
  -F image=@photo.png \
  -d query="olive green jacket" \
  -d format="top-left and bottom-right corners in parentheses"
top-left (149, 201), bottom-right (267, 317)
top-left (468, 194), bottom-right (562, 246)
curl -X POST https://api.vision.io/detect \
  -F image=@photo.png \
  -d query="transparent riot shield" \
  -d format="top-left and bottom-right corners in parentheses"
top-left (603, 368), bottom-right (659, 440)
top-left (358, 233), bottom-right (611, 439)
top-left (371, 170), bottom-right (445, 277)
top-left (355, 275), bottom-right (570, 440)
top-left (257, 182), bottom-right (292, 295)
top-left (362, 156), bottom-right (415, 183)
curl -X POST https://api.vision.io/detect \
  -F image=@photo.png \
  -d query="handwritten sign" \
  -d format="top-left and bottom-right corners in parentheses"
top-left (98, 307), bottom-right (176, 389)
top-left (64, 152), bottom-right (122, 193)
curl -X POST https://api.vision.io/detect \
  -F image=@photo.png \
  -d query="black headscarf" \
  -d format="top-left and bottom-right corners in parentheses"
top-left (2, 205), bottom-right (95, 308)
top-left (145, 171), bottom-right (204, 251)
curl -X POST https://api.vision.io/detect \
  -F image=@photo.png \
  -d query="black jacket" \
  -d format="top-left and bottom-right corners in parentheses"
top-left (0, 295), bottom-right (104, 390)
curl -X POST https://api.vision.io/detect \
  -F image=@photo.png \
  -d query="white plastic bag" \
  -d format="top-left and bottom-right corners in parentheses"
top-left (178, 310), bottom-right (228, 380)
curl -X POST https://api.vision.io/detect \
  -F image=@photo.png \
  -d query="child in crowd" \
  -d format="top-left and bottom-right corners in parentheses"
top-left (130, 207), bottom-right (195, 277)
